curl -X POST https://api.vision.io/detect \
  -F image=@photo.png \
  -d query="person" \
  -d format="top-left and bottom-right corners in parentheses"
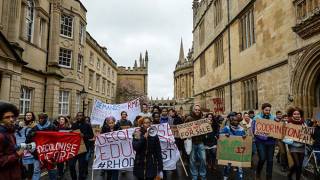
top-left (56, 116), bottom-right (71, 180)
top-left (312, 119), bottom-right (320, 168)
top-left (139, 103), bottom-right (152, 117)
top-left (240, 112), bottom-right (253, 135)
top-left (27, 112), bottom-right (57, 180)
top-left (285, 107), bottom-right (306, 180)
top-left (132, 117), bottom-right (163, 180)
top-left (220, 115), bottom-right (246, 180)
top-left (248, 110), bottom-right (255, 119)
top-left (15, 112), bottom-right (37, 180)
top-left (204, 113), bottom-right (219, 171)
top-left (185, 105), bottom-right (207, 180)
top-left (160, 107), bottom-right (170, 124)
top-left (169, 109), bottom-right (183, 125)
top-left (0, 101), bottom-right (24, 180)
top-left (152, 112), bottom-right (161, 124)
top-left (100, 116), bottom-right (120, 180)
top-left (69, 112), bottom-right (94, 180)
top-left (275, 111), bottom-right (283, 122)
top-left (116, 111), bottom-right (132, 129)
top-left (152, 105), bottom-right (161, 114)
top-left (237, 112), bottom-right (243, 121)
top-left (133, 115), bottom-right (142, 127)
top-left (252, 103), bottom-right (276, 180)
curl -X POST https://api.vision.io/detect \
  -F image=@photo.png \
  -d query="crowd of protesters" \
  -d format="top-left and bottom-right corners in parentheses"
top-left (1, 100), bottom-right (320, 180)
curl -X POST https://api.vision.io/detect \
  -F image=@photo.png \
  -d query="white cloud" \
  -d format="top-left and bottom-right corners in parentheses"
top-left (81, 0), bottom-right (193, 98)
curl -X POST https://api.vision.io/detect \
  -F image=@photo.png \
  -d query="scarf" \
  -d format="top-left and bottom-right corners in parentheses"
top-left (288, 117), bottom-right (304, 125)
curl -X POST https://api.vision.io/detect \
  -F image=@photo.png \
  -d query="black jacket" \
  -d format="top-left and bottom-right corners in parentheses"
top-left (71, 121), bottom-right (94, 152)
top-left (172, 115), bottom-right (183, 125)
top-left (204, 120), bottom-right (220, 147)
top-left (312, 126), bottom-right (320, 148)
top-left (132, 128), bottom-right (163, 179)
top-left (116, 119), bottom-right (133, 129)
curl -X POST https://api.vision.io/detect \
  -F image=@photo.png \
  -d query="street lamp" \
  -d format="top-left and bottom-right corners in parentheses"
top-left (80, 87), bottom-right (88, 115)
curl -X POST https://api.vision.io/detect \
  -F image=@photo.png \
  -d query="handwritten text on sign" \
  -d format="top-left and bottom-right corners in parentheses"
top-left (90, 98), bottom-right (140, 126)
top-left (177, 119), bottom-right (213, 139)
top-left (254, 119), bottom-right (315, 145)
top-left (93, 123), bottom-right (180, 170)
top-left (217, 136), bottom-right (252, 167)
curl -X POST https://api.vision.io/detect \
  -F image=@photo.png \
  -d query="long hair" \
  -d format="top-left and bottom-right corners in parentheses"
top-left (24, 111), bottom-right (36, 122)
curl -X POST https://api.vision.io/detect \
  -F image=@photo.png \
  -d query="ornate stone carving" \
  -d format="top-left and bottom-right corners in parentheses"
top-left (292, 9), bottom-right (320, 39)
top-left (50, 0), bottom-right (62, 11)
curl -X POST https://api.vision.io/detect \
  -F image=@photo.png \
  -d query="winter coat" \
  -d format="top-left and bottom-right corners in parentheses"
top-left (132, 128), bottom-right (163, 179)
top-left (0, 125), bottom-right (21, 180)
top-left (204, 121), bottom-right (220, 147)
top-left (71, 121), bottom-right (94, 153)
top-left (252, 112), bottom-right (276, 145)
top-left (185, 112), bottom-right (205, 144)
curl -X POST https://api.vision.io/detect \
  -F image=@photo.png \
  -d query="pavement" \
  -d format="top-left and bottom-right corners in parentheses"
top-left (42, 155), bottom-right (313, 180)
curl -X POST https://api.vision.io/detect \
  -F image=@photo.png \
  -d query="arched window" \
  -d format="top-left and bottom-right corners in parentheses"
top-left (26, 0), bottom-right (35, 42)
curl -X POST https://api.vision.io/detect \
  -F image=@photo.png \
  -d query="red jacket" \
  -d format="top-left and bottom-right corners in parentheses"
top-left (0, 125), bottom-right (21, 180)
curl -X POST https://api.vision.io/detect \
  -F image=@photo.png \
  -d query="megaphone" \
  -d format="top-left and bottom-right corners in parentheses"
top-left (147, 126), bottom-right (158, 137)
top-left (16, 142), bottom-right (36, 152)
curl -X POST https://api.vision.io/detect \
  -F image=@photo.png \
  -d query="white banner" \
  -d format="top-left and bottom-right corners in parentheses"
top-left (93, 123), bottom-right (180, 170)
top-left (90, 98), bottom-right (141, 126)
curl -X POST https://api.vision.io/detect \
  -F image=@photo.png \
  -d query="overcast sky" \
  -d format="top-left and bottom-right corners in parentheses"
top-left (82, 0), bottom-right (193, 99)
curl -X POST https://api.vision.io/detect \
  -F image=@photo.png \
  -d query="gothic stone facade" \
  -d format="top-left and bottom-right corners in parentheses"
top-left (192, 0), bottom-right (320, 117)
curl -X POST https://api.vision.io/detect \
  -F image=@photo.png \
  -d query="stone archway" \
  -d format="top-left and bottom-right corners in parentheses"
top-left (291, 41), bottom-right (320, 117)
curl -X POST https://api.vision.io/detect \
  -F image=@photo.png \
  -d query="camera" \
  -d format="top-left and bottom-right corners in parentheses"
top-left (16, 142), bottom-right (36, 152)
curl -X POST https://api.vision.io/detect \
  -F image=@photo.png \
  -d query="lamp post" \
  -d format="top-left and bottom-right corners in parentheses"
top-left (80, 87), bottom-right (88, 116)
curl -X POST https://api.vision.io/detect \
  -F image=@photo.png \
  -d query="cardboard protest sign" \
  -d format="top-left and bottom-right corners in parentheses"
top-left (177, 119), bottom-right (212, 139)
top-left (254, 119), bottom-right (284, 139)
top-left (93, 123), bottom-right (180, 170)
top-left (169, 125), bottom-right (180, 138)
top-left (91, 98), bottom-right (141, 126)
top-left (217, 135), bottom-right (252, 167)
top-left (33, 131), bottom-right (81, 165)
top-left (283, 123), bottom-right (314, 145)
top-left (313, 108), bottom-right (320, 121)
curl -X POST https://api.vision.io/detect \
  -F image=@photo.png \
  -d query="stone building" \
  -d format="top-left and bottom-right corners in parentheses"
top-left (116, 51), bottom-right (148, 103)
top-left (191, 0), bottom-right (320, 117)
top-left (173, 39), bottom-right (194, 115)
top-left (0, 0), bottom-right (117, 118)
top-left (149, 97), bottom-right (175, 109)
top-left (84, 32), bottom-right (117, 115)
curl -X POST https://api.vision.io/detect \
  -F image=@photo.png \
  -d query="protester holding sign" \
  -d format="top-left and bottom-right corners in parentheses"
top-left (185, 105), bottom-right (207, 180)
top-left (0, 101), bottom-right (23, 180)
top-left (56, 116), bottom-right (71, 180)
top-left (285, 107), bottom-right (306, 180)
top-left (132, 117), bottom-right (163, 180)
top-left (312, 120), bottom-right (320, 167)
top-left (220, 115), bottom-right (246, 180)
top-left (27, 112), bottom-right (57, 180)
top-left (100, 116), bottom-right (120, 180)
top-left (15, 111), bottom-right (37, 180)
top-left (69, 112), bottom-right (94, 180)
top-left (253, 103), bottom-right (276, 180)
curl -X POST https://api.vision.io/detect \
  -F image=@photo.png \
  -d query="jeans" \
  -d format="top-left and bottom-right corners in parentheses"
top-left (189, 143), bottom-right (206, 180)
top-left (223, 163), bottom-right (243, 180)
top-left (32, 160), bottom-right (41, 180)
top-left (69, 153), bottom-right (88, 180)
top-left (256, 142), bottom-right (275, 178)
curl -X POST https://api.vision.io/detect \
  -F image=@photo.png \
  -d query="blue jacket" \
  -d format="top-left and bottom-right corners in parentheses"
top-left (15, 126), bottom-right (34, 164)
top-left (220, 125), bottom-right (246, 136)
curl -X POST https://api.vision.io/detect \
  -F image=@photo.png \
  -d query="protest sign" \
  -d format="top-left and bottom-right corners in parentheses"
top-left (33, 131), bottom-right (81, 164)
top-left (90, 98), bottom-right (141, 126)
top-left (177, 119), bottom-right (212, 139)
top-left (217, 135), bottom-right (252, 167)
top-left (254, 119), bottom-right (284, 139)
top-left (93, 123), bottom-right (180, 170)
top-left (283, 123), bottom-right (314, 145)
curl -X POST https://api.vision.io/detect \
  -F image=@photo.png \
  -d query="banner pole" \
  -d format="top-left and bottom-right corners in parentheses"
top-left (179, 152), bottom-right (188, 177)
